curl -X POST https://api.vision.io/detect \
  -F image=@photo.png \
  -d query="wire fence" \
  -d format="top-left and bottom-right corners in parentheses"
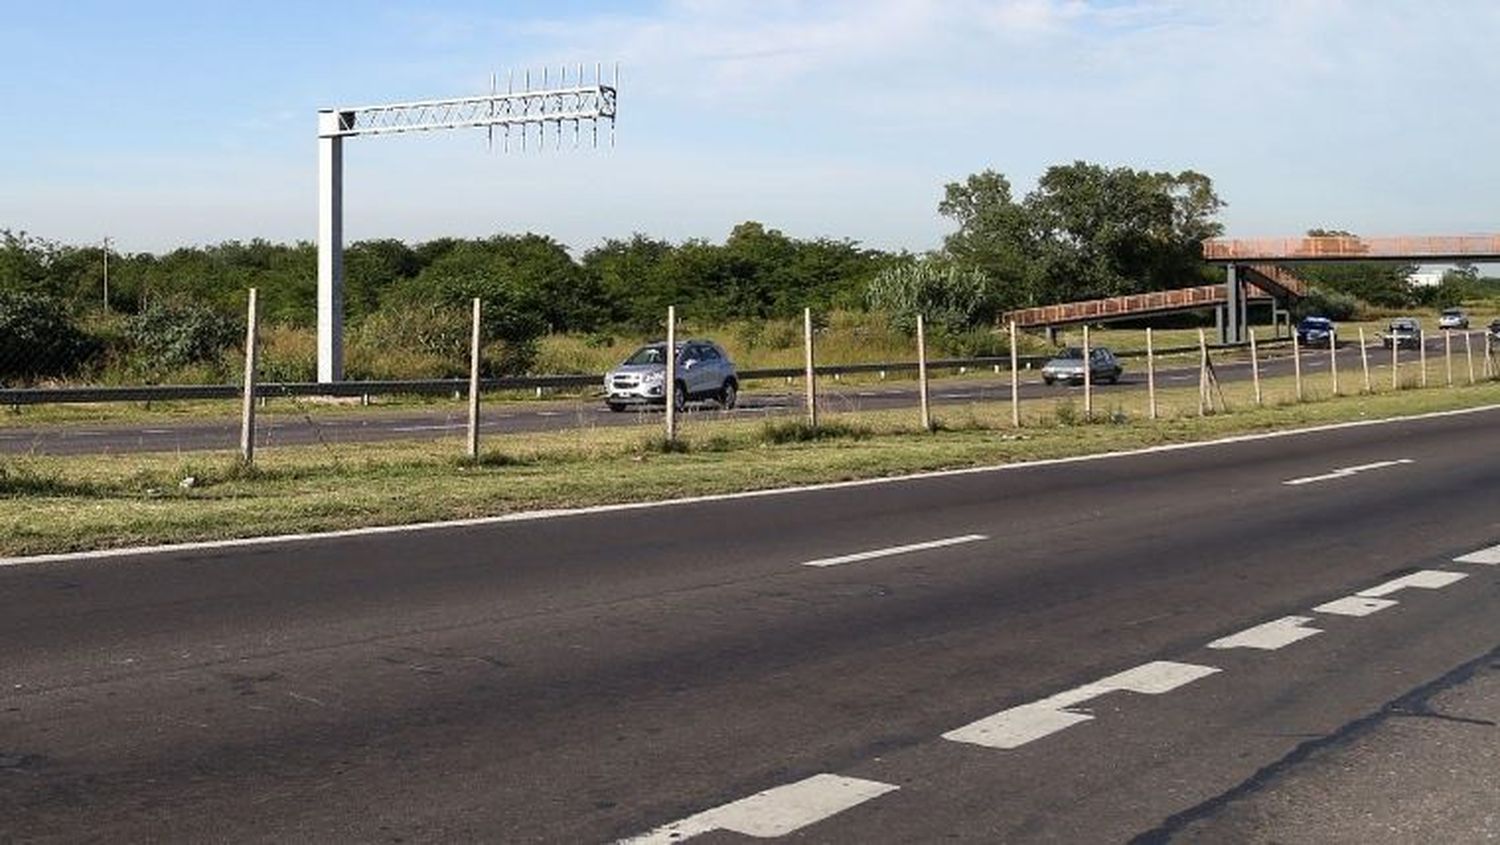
top-left (4, 291), bottom-right (1498, 466)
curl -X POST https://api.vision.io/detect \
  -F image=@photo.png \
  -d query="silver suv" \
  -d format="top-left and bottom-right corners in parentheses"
top-left (605, 340), bottom-right (739, 412)
top-left (1382, 318), bottom-right (1422, 350)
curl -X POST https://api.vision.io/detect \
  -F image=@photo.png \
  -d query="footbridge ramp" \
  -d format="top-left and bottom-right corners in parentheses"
top-left (1003, 264), bottom-right (1305, 330)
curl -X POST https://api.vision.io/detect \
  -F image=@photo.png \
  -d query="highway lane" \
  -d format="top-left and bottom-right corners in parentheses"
top-left (3, 405), bottom-right (1499, 841)
top-left (0, 336), bottom-right (1463, 455)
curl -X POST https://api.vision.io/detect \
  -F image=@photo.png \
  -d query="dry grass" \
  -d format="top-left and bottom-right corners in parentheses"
top-left (3, 354), bottom-right (1499, 557)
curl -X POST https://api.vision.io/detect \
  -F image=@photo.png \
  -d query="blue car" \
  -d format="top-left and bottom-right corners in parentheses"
top-left (1296, 316), bottom-right (1337, 347)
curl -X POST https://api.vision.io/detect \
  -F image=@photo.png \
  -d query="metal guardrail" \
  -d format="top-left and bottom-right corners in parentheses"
top-left (0, 340), bottom-right (1279, 406)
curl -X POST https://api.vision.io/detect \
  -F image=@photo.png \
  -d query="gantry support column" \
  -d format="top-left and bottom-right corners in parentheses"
top-left (1221, 264), bottom-right (1244, 345)
top-left (317, 110), bottom-right (345, 383)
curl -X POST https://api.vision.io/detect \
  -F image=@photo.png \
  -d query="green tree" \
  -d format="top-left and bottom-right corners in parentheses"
top-left (937, 163), bottom-right (1225, 312)
top-left (1023, 162), bottom-right (1223, 301)
top-left (346, 238), bottom-right (421, 320)
top-left (583, 234), bottom-right (678, 329)
top-left (938, 171), bottom-right (1034, 308)
top-left (0, 289), bottom-right (100, 383)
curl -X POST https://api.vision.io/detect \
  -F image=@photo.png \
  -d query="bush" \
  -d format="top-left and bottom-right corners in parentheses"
top-left (346, 304), bottom-right (539, 380)
top-left (0, 290), bottom-right (101, 384)
top-left (126, 301), bottom-right (241, 378)
top-left (758, 418), bottom-right (870, 444)
top-left (866, 260), bottom-right (1000, 335)
top-left (1292, 287), bottom-right (1363, 322)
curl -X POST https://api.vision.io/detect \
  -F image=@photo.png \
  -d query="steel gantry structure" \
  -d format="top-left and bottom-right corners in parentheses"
top-left (316, 65), bottom-right (618, 382)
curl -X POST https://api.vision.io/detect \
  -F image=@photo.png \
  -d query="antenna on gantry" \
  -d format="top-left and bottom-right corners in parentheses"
top-left (487, 72), bottom-right (496, 153)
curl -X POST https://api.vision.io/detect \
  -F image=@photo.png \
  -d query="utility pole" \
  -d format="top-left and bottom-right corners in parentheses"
top-left (102, 236), bottom-right (111, 313)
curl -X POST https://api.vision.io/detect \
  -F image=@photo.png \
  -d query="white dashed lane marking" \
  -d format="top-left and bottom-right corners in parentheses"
top-left (1207, 616), bottom-right (1322, 651)
top-left (1455, 543), bottom-right (1500, 565)
top-left (618, 774), bottom-right (898, 844)
top-left (1313, 596), bottom-right (1398, 617)
top-left (800, 534), bottom-right (988, 568)
top-left (1282, 458), bottom-right (1415, 486)
top-left (1356, 569), bottom-right (1468, 598)
top-left (615, 550), bottom-right (1492, 838)
top-left (942, 661), bottom-right (1220, 750)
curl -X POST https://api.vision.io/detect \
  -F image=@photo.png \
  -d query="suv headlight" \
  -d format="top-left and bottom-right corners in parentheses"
top-left (641, 370), bottom-right (665, 385)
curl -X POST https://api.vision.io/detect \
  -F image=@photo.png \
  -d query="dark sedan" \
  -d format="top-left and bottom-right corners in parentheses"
top-left (1296, 316), bottom-right (1337, 346)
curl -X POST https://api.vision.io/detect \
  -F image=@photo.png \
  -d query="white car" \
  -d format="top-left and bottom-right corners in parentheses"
top-left (1438, 308), bottom-right (1469, 330)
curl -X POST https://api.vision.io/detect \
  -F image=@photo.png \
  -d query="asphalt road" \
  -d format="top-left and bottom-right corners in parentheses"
top-left (0, 337), bottom-right (1460, 455)
top-left (3, 403), bottom-right (1499, 842)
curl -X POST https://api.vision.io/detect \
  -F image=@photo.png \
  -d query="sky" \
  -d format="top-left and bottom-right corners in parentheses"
top-left (2, 0), bottom-right (1498, 258)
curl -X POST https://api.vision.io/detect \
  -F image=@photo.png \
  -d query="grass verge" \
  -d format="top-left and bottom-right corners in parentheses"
top-left (3, 373), bottom-right (1499, 558)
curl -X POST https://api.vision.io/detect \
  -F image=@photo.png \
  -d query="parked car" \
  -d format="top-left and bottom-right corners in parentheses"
top-left (1296, 316), bottom-right (1337, 346)
top-left (1382, 318), bottom-right (1423, 350)
top-left (604, 339), bottom-right (738, 412)
top-left (1438, 308), bottom-right (1470, 330)
top-left (1042, 347), bottom-right (1122, 385)
top-left (1490, 319), bottom-right (1500, 341)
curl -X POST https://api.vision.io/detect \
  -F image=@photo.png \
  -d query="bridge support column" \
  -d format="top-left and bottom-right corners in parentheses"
top-left (1221, 265), bottom-right (1244, 345)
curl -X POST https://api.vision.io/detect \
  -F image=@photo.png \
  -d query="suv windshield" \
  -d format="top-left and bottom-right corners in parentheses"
top-left (623, 345), bottom-right (670, 366)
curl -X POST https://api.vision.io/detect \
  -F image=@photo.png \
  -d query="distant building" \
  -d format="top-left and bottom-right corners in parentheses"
top-left (1407, 270), bottom-right (1444, 288)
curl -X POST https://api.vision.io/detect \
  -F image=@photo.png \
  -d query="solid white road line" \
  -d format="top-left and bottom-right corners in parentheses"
top-left (8, 402), bottom-right (1500, 568)
top-left (1357, 569), bottom-right (1468, 598)
top-left (1313, 596), bottom-right (1398, 617)
top-left (942, 661), bottom-right (1220, 750)
top-left (1455, 543), bottom-right (1500, 565)
top-left (1282, 458), bottom-right (1415, 486)
top-left (800, 534), bottom-right (988, 568)
top-left (619, 774), bottom-right (898, 844)
top-left (1207, 616), bottom-right (1322, 651)
top-left (389, 424), bottom-right (464, 432)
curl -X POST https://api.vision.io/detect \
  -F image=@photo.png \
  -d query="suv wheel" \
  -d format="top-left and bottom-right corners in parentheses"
top-left (719, 380), bottom-right (738, 410)
top-left (673, 382), bottom-right (688, 412)
top-left (607, 401), bottom-right (626, 413)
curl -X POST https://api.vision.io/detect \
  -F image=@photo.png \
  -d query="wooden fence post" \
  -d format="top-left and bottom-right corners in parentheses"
top-left (804, 307), bottom-right (817, 427)
top-left (1292, 330), bottom-right (1303, 402)
top-left (666, 306), bottom-right (678, 441)
top-left (239, 288), bottom-right (260, 465)
top-left (917, 314), bottom-right (931, 431)
top-left (1329, 331), bottom-right (1339, 395)
top-left (1465, 331), bottom-right (1476, 384)
top-left (1249, 328), bottom-right (1262, 406)
top-left (467, 297), bottom-right (482, 460)
top-left (1083, 324), bottom-right (1093, 420)
top-left (1008, 321), bottom-right (1020, 427)
top-left (1146, 327), bottom-right (1157, 420)
top-left (1358, 328), bottom-right (1371, 393)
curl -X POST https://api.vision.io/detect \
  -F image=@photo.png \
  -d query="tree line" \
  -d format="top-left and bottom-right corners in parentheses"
top-left (2, 160), bottom-right (1491, 383)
